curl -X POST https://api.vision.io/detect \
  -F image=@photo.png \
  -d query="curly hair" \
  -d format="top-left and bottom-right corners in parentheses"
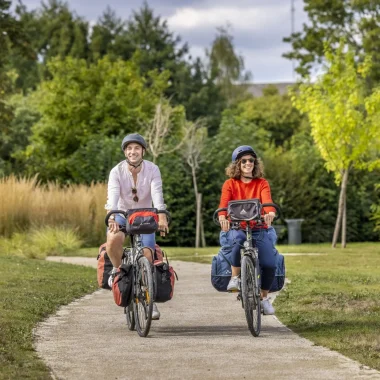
top-left (225, 157), bottom-right (264, 179)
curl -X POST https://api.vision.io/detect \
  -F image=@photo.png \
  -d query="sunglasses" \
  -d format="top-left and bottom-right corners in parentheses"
top-left (241, 158), bottom-right (255, 164)
top-left (132, 187), bottom-right (139, 202)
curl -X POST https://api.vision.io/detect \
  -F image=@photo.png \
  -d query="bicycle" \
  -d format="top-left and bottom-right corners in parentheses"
top-left (213, 199), bottom-right (281, 337)
top-left (105, 208), bottom-right (171, 338)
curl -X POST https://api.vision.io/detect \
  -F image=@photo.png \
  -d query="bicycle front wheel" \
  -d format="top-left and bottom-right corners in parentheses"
top-left (125, 303), bottom-right (135, 331)
top-left (241, 255), bottom-right (261, 337)
top-left (134, 256), bottom-right (154, 337)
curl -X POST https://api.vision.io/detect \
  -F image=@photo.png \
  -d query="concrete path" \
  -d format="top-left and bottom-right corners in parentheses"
top-left (34, 257), bottom-right (380, 380)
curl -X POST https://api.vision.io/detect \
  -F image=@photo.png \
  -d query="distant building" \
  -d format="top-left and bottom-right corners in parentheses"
top-left (246, 82), bottom-right (295, 97)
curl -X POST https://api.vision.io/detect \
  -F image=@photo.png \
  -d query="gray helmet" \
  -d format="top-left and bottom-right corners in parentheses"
top-left (121, 133), bottom-right (147, 151)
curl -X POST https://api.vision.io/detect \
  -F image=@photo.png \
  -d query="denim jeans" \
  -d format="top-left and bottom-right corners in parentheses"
top-left (220, 227), bottom-right (277, 290)
top-left (111, 214), bottom-right (156, 252)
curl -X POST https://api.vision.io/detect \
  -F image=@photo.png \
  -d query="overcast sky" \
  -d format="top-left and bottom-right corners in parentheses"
top-left (21, 0), bottom-right (308, 83)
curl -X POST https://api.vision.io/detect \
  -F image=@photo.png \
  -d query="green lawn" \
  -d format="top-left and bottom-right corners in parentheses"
top-left (0, 255), bottom-right (97, 380)
top-left (2, 242), bottom-right (379, 378)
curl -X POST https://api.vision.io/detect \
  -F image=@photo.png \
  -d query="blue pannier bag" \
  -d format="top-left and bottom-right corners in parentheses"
top-left (211, 248), bottom-right (233, 292)
top-left (269, 252), bottom-right (285, 292)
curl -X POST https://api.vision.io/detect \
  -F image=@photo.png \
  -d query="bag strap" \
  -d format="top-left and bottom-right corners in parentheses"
top-left (219, 250), bottom-right (232, 266)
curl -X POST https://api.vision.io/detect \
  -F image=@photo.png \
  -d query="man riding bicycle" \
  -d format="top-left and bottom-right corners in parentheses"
top-left (218, 145), bottom-right (278, 315)
top-left (105, 133), bottom-right (169, 320)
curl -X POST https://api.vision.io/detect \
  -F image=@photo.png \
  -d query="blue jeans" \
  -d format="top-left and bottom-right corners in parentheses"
top-left (113, 214), bottom-right (156, 252)
top-left (220, 227), bottom-right (278, 290)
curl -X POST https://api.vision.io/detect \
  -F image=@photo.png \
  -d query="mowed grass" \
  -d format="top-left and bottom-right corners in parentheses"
top-left (0, 255), bottom-right (97, 380)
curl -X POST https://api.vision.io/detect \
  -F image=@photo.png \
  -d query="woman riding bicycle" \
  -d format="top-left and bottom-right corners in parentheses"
top-left (218, 145), bottom-right (278, 315)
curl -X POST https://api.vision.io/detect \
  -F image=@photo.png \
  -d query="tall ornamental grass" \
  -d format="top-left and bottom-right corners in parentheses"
top-left (0, 175), bottom-right (107, 246)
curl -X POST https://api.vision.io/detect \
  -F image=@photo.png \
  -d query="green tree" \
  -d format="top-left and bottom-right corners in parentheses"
top-left (208, 26), bottom-right (251, 104)
top-left (233, 85), bottom-right (302, 147)
top-left (284, 0), bottom-right (380, 85)
top-left (292, 43), bottom-right (380, 247)
top-left (19, 56), bottom-right (169, 183)
top-left (89, 6), bottom-right (127, 62)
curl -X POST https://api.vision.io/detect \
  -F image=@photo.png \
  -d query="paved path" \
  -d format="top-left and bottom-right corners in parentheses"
top-left (34, 257), bottom-right (380, 380)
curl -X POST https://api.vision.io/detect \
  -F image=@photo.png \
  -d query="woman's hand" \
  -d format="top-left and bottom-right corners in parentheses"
top-left (158, 213), bottom-right (169, 237)
top-left (219, 216), bottom-right (230, 232)
top-left (263, 211), bottom-right (275, 227)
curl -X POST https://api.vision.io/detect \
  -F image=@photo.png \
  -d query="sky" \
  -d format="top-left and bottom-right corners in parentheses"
top-left (21, 0), bottom-right (309, 83)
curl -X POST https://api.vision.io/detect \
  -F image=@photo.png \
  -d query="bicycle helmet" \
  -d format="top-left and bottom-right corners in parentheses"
top-left (231, 145), bottom-right (257, 162)
top-left (121, 133), bottom-right (147, 151)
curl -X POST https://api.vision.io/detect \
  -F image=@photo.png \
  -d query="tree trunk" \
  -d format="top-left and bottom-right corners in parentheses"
top-left (332, 169), bottom-right (349, 248)
top-left (199, 195), bottom-right (206, 247)
top-left (196, 192), bottom-right (201, 248)
top-left (341, 187), bottom-right (347, 248)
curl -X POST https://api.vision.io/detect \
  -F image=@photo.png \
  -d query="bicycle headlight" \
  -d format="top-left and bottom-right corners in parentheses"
top-left (243, 241), bottom-right (250, 248)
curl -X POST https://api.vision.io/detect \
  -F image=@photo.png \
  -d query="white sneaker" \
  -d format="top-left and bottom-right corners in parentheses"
top-left (152, 303), bottom-right (160, 320)
top-left (108, 267), bottom-right (118, 288)
top-left (227, 276), bottom-right (240, 292)
top-left (261, 298), bottom-right (275, 315)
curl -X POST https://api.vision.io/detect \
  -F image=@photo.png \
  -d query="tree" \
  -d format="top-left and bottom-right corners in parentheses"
top-left (233, 85), bottom-right (302, 147)
top-left (182, 122), bottom-right (207, 248)
top-left (208, 26), bottom-right (251, 104)
top-left (19, 56), bottom-right (169, 183)
top-left (292, 43), bottom-right (380, 248)
top-left (89, 6), bottom-right (127, 62)
top-left (284, 0), bottom-right (380, 85)
top-left (145, 101), bottom-right (187, 164)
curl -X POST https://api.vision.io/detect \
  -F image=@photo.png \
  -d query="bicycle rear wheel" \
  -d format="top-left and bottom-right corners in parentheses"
top-left (125, 304), bottom-right (135, 331)
top-left (241, 255), bottom-right (261, 337)
top-left (134, 256), bottom-right (154, 337)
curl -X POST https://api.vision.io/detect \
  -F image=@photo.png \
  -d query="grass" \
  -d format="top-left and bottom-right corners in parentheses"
top-left (0, 255), bottom-right (97, 379)
top-left (75, 242), bottom-right (380, 370)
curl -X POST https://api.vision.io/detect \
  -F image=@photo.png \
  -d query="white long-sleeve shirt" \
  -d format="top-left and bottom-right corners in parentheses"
top-left (105, 160), bottom-right (166, 212)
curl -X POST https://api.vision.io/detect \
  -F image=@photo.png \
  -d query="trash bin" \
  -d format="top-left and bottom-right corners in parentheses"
top-left (285, 219), bottom-right (304, 245)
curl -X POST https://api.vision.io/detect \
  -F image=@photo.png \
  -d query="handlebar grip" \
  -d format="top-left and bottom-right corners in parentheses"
top-left (105, 210), bottom-right (127, 227)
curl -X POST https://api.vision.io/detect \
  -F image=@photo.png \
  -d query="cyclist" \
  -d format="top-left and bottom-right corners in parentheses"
top-left (105, 133), bottom-right (169, 320)
top-left (218, 145), bottom-right (278, 315)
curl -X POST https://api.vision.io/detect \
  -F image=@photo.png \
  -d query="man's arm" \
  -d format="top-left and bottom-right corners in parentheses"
top-left (151, 166), bottom-right (168, 236)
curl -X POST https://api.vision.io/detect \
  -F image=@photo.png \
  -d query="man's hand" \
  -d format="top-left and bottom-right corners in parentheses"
top-left (158, 213), bottom-right (169, 237)
top-left (108, 220), bottom-right (120, 234)
top-left (263, 212), bottom-right (275, 227)
top-left (219, 216), bottom-right (230, 232)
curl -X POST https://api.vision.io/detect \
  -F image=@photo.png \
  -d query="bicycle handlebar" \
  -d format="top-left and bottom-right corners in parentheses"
top-left (213, 202), bottom-right (281, 226)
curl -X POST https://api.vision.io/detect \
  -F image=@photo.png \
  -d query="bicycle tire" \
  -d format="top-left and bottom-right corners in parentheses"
top-left (134, 256), bottom-right (154, 337)
top-left (241, 255), bottom-right (261, 337)
top-left (125, 304), bottom-right (135, 331)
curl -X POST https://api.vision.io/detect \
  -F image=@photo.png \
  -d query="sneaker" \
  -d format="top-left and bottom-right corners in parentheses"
top-left (227, 276), bottom-right (240, 292)
top-left (152, 303), bottom-right (160, 320)
top-left (108, 267), bottom-right (118, 288)
top-left (261, 298), bottom-right (275, 315)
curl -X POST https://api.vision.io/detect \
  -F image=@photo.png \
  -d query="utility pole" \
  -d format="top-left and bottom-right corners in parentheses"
top-left (291, 0), bottom-right (295, 78)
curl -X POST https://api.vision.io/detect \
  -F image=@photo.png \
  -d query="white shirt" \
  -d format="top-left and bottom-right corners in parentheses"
top-left (105, 160), bottom-right (166, 211)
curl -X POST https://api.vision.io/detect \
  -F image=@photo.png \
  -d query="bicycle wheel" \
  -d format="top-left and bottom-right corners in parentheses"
top-left (125, 303), bottom-right (135, 331)
top-left (241, 255), bottom-right (261, 337)
top-left (134, 256), bottom-right (154, 337)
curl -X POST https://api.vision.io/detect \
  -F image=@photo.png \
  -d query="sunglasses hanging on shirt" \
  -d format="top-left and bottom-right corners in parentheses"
top-left (132, 187), bottom-right (139, 202)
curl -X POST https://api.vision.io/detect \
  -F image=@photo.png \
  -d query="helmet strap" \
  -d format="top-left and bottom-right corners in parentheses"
top-left (126, 158), bottom-right (143, 169)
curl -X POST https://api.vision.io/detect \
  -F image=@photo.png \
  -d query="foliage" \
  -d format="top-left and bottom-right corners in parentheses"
top-left (18, 56), bottom-right (169, 183)
top-left (292, 44), bottom-right (380, 182)
top-left (233, 85), bottom-right (303, 147)
top-left (0, 226), bottom-right (82, 259)
top-left (284, 0), bottom-right (380, 86)
top-left (208, 26), bottom-right (251, 104)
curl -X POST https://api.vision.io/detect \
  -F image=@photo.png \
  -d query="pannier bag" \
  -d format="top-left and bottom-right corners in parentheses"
top-left (227, 199), bottom-right (261, 221)
top-left (126, 208), bottom-right (158, 235)
top-left (97, 243), bottom-right (113, 290)
top-left (154, 244), bottom-right (177, 303)
top-left (211, 247), bottom-right (233, 292)
top-left (112, 263), bottom-right (134, 307)
top-left (269, 252), bottom-right (285, 293)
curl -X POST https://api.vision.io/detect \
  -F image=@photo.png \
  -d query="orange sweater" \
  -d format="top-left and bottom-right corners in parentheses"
top-left (218, 178), bottom-right (276, 217)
